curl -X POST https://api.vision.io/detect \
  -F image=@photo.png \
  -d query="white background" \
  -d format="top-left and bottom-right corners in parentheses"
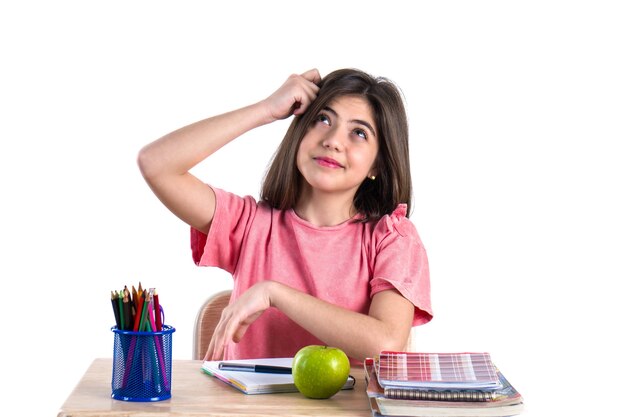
top-left (1, 1), bottom-right (624, 416)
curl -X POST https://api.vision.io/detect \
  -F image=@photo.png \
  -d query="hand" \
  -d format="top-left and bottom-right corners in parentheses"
top-left (204, 281), bottom-right (274, 361)
top-left (262, 68), bottom-right (322, 122)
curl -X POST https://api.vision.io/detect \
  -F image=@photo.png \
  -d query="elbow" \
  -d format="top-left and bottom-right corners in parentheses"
top-left (371, 327), bottom-right (413, 357)
top-left (356, 336), bottom-right (409, 361)
top-left (137, 145), bottom-right (160, 182)
top-left (376, 337), bottom-right (409, 355)
top-left (343, 330), bottom-right (411, 362)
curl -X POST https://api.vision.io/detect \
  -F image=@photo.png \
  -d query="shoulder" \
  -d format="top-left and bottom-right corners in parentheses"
top-left (373, 204), bottom-right (420, 240)
top-left (365, 204), bottom-right (426, 258)
top-left (213, 186), bottom-right (257, 207)
top-left (212, 186), bottom-right (282, 224)
top-left (213, 187), bottom-right (265, 215)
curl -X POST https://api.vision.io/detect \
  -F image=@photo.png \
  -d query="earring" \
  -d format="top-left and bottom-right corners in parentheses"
top-left (369, 175), bottom-right (376, 180)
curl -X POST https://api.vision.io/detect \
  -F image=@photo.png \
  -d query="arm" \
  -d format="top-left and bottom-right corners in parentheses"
top-left (205, 281), bottom-right (413, 361)
top-left (137, 69), bottom-right (321, 233)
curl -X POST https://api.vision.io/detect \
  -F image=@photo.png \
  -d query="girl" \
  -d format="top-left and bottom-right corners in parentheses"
top-left (138, 68), bottom-right (432, 362)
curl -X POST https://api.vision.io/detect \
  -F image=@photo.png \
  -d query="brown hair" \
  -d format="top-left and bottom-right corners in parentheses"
top-left (261, 68), bottom-right (412, 222)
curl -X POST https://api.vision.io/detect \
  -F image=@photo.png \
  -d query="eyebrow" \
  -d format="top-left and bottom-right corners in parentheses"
top-left (323, 106), bottom-right (377, 137)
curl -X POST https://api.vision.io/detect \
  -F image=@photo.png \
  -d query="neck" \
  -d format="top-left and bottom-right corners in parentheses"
top-left (295, 189), bottom-right (356, 227)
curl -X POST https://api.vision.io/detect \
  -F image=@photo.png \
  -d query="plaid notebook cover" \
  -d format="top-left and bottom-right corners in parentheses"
top-left (376, 352), bottom-right (502, 390)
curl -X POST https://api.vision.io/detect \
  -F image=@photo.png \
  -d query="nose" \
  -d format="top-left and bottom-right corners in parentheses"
top-left (321, 128), bottom-right (344, 152)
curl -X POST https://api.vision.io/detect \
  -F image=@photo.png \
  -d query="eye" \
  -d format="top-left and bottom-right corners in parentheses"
top-left (353, 128), bottom-right (367, 140)
top-left (316, 113), bottom-right (331, 125)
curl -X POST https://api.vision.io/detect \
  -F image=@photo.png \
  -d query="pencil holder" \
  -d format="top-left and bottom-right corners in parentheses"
top-left (111, 325), bottom-right (175, 401)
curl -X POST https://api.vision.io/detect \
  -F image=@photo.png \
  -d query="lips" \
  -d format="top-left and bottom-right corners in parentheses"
top-left (314, 156), bottom-right (344, 169)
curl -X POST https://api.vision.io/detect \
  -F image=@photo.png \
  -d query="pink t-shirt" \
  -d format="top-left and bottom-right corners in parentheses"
top-left (191, 187), bottom-right (432, 360)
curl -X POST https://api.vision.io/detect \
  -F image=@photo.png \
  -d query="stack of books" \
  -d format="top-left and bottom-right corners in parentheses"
top-left (365, 351), bottom-right (524, 417)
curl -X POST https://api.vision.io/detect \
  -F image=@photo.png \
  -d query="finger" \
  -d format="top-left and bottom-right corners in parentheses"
top-left (205, 323), bottom-right (226, 360)
top-left (232, 322), bottom-right (250, 343)
top-left (209, 329), bottom-right (225, 360)
top-left (292, 82), bottom-right (319, 115)
top-left (206, 309), bottom-right (230, 360)
top-left (300, 68), bottom-right (321, 85)
top-left (212, 341), bottom-right (225, 361)
top-left (203, 346), bottom-right (212, 361)
top-left (292, 95), bottom-right (314, 115)
top-left (223, 312), bottom-right (245, 345)
top-left (205, 329), bottom-right (218, 360)
top-left (299, 73), bottom-right (320, 97)
top-left (210, 309), bottom-right (244, 360)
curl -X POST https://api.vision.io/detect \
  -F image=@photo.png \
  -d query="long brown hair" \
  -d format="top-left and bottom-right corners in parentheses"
top-left (261, 68), bottom-right (412, 222)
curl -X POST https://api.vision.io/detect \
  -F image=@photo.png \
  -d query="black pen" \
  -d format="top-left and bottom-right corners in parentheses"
top-left (218, 362), bottom-right (292, 374)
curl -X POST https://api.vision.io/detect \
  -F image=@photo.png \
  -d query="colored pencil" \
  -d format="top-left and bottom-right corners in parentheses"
top-left (139, 291), bottom-right (150, 331)
top-left (131, 285), bottom-right (138, 319)
top-left (148, 298), bottom-right (169, 390)
top-left (132, 289), bottom-right (145, 331)
top-left (111, 291), bottom-right (121, 329)
top-left (154, 290), bottom-right (162, 331)
top-left (117, 291), bottom-right (125, 331)
top-left (122, 288), bottom-right (132, 330)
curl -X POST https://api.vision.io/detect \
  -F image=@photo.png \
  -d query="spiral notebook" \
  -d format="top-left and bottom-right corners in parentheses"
top-left (376, 351), bottom-right (503, 391)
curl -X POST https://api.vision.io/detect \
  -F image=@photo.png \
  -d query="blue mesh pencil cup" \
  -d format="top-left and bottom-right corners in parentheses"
top-left (111, 325), bottom-right (175, 401)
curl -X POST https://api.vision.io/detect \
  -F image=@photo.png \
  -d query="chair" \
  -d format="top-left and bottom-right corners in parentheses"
top-left (193, 290), bottom-right (232, 360)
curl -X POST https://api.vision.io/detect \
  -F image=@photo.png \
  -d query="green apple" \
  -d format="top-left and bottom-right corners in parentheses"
top-left (292, 345), bottom-right (350, 399)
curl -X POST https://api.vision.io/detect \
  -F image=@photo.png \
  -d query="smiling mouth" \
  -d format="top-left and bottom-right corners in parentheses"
top-left (314, 157), bottom-right (344, 169)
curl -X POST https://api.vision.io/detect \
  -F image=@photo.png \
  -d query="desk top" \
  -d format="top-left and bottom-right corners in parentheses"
top-left (58, 358), bottom-right (372, 417)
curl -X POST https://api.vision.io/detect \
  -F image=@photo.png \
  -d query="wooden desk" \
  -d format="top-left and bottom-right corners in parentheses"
top-left (58, 358), bottom-right (372, 416)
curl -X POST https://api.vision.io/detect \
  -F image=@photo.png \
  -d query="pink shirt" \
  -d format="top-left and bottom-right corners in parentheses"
top-left (191, 187), bottom-right (432, 360)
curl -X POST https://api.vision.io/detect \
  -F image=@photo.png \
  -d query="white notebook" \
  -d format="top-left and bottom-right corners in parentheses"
top-left (202, 357), bottom-right (355, 395)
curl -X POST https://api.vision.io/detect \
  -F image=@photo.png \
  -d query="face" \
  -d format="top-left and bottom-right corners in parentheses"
top-left (296, 95), bottom-right (379, 198)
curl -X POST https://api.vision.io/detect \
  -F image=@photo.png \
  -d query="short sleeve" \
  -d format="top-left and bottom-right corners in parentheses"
top-left (369, 205), bottom-right (433, 326)
top-left (190, 186), bottom-right (258, 273)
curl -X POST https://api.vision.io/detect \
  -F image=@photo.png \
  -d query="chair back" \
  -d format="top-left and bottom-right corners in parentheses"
top-left (193, 290), bottom-right (232, 360)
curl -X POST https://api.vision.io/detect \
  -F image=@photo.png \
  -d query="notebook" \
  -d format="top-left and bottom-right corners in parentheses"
top-left (376, 351), bottom-right (503, 391)
top-left (201, 357), bottom-right (356, 395)
top-left (365, 358), bottom-right (524, 417)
